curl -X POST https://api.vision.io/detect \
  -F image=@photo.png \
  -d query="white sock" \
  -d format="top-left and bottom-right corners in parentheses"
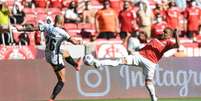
top-left (146, 83), bottom-right (157, 101)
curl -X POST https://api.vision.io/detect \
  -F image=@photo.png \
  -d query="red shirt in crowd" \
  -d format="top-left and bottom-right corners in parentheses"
top-left (34, 0), bottom-right (47, 8)
top-left (119, 8), bottom-right (136, 33)
top-left (153, 8), bottom-right (166, 18)
top-left (49, 0), bottom-right (63, 8)
top-left (184, 6), bottom-right (201, 31)
top-left (151, 21), bottom-right (167, 37)
top-left (165, 7), bottom-right (180, 29)
top-left (139, 38), bottom-right (175, 63)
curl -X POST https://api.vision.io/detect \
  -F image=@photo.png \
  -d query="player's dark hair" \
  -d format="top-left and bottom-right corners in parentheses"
top-left (164, 27), bottom-right (173, 35)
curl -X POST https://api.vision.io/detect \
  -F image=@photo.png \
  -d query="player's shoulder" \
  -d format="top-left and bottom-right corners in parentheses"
top-left (55, 27), bottom-right (67, 35)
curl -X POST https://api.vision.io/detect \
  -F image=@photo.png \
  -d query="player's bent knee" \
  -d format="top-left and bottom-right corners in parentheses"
top-left (60, 75), bottom-right (66, 83)
top-left (62, 50), bottom-right (70, 58)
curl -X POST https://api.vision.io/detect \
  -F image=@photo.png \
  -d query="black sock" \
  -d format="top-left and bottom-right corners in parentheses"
top-left (51, 81), bottom-right (64, 100)
top-left (65, 56), bottom-right (78, 67)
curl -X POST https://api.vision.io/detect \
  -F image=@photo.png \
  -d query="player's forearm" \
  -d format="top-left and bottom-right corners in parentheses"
top-left (68, 37), bottom-right (81, 45)
top-left (17, 27), bottom-right (38, 32)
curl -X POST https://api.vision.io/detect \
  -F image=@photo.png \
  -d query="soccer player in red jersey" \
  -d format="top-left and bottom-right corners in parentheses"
top-left (92, 27), bottom-right (180, 101)
top-left (184, 0), bottom-right (201, 38)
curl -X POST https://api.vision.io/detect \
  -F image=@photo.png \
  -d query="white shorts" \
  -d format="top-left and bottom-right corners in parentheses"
top-left (45, 52), bottom-right (65, 67)
top-left (125, 53), bottom-right (157, 80)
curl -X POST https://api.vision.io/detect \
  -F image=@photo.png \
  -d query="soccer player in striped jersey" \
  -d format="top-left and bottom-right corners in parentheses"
top-left (18, 15), bottom-right (82, 101)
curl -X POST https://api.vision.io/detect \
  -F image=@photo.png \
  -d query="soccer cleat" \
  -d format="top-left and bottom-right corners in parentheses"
top-left (48, 99), bottom-right (54, 101)
top-left (93, 59), bottom-right (101, 69)
top-left (75, 57), bottom-right (82, 71)
top-left (152, 96), bottom-right (158, 101)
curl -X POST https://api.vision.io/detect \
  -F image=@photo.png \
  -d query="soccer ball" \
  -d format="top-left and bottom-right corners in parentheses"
top-left (83, 54), bottom-right (95, 66)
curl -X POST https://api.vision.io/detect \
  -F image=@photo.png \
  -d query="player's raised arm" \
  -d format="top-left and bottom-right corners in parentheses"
top-left (16, 23), bottom-right (43, 32)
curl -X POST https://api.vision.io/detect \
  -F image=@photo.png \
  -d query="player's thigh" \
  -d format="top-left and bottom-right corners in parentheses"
top-left (142, 65), bottom-right (156, 80)
top-left (139, 57), bottom-right (156, 80)
top-left (60, 48), bottom-right (70, 58)
top-left (49, 54), bottom-right (66, 72)
top-left (124, 55), bottom-right (140, 65)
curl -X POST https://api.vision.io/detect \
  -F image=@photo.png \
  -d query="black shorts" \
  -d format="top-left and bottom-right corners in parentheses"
top-left (50, 63), bottom-right (65, 72)
top-left (119, 31), bottom-right (127, 39)
top-left (97, 32), bottom-right (116, 40)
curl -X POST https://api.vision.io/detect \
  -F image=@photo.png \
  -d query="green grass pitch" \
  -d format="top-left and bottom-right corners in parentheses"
top-left (55, 97), bottom-right (201, 101)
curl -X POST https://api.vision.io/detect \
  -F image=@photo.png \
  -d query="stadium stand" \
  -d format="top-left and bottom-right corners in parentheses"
top-left (1, 0), bottom-right (201, 59)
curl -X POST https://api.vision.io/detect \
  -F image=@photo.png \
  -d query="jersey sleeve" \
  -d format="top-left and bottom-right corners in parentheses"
top-left (166, 39), bottom-right (176, 50)
top-left (59, 28), bottom-right (71, 40)
top-left (128, 38), bottom-right (140, 51)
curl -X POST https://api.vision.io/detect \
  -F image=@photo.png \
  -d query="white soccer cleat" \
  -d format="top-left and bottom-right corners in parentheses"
top-left (93, 59), bottom-right (101, 69)
top-left (152, 96), bottom-right (158, 101)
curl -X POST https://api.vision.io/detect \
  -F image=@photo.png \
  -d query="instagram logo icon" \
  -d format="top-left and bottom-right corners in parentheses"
top-left (76, 66), bottom-right (111, 97)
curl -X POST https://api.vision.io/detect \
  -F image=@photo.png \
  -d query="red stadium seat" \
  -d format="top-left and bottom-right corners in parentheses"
top-left (182, 43), bottom-right (199, 48)
top-left (64, 23), bottom-right (77, 30)
top-left (35, 8), bottom-right (47, 14)
top-left (77, 23), bottom-right (93, 29)
top-left (26, 20), bottom-right (36, 25)
top-left (196, 35), bottom-right (201, 42)
top-left (23, 8), bottom-right (35, 14)
top-left (37, 14), bottom-right (48, 22)
top-left (91, 0), bottom-right (102, 5)
top-left (25, 14), bottom-right (37, 25)
top-left (24, 14), bottom-right (36, 21)
top-left (7, 0), bottom-right (15, 7)
top-left (48, 8), bottom-right (61, 15)
top-left (68, 32), bottom-right (78, 36)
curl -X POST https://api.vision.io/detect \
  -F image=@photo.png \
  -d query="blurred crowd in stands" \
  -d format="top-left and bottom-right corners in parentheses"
top-left (0, 0), bottom-right (201, 48)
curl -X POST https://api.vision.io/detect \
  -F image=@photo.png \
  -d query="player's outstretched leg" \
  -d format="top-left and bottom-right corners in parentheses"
top-left (63, 51), bottom-right (81, 71)
top-left (49, 68), bottom-right (66, 101)
top-left (93, 58), bottom-right (122, 69)
top-left (145, 79), bottom-right (158, 101)
top-left (83, 54), bottom-right (128, 69)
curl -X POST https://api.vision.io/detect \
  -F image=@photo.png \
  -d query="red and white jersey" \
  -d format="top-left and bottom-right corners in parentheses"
top-left (139, 38), bottom-right (175, 63)
top-left (119, 8), bottom-right (135, 32)
top-left (151, 21), bottom-right (167, 37)
top-left (165, 7), bottom-right (180, 29)
top-left (184, 6), bottom-right (201, 31)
